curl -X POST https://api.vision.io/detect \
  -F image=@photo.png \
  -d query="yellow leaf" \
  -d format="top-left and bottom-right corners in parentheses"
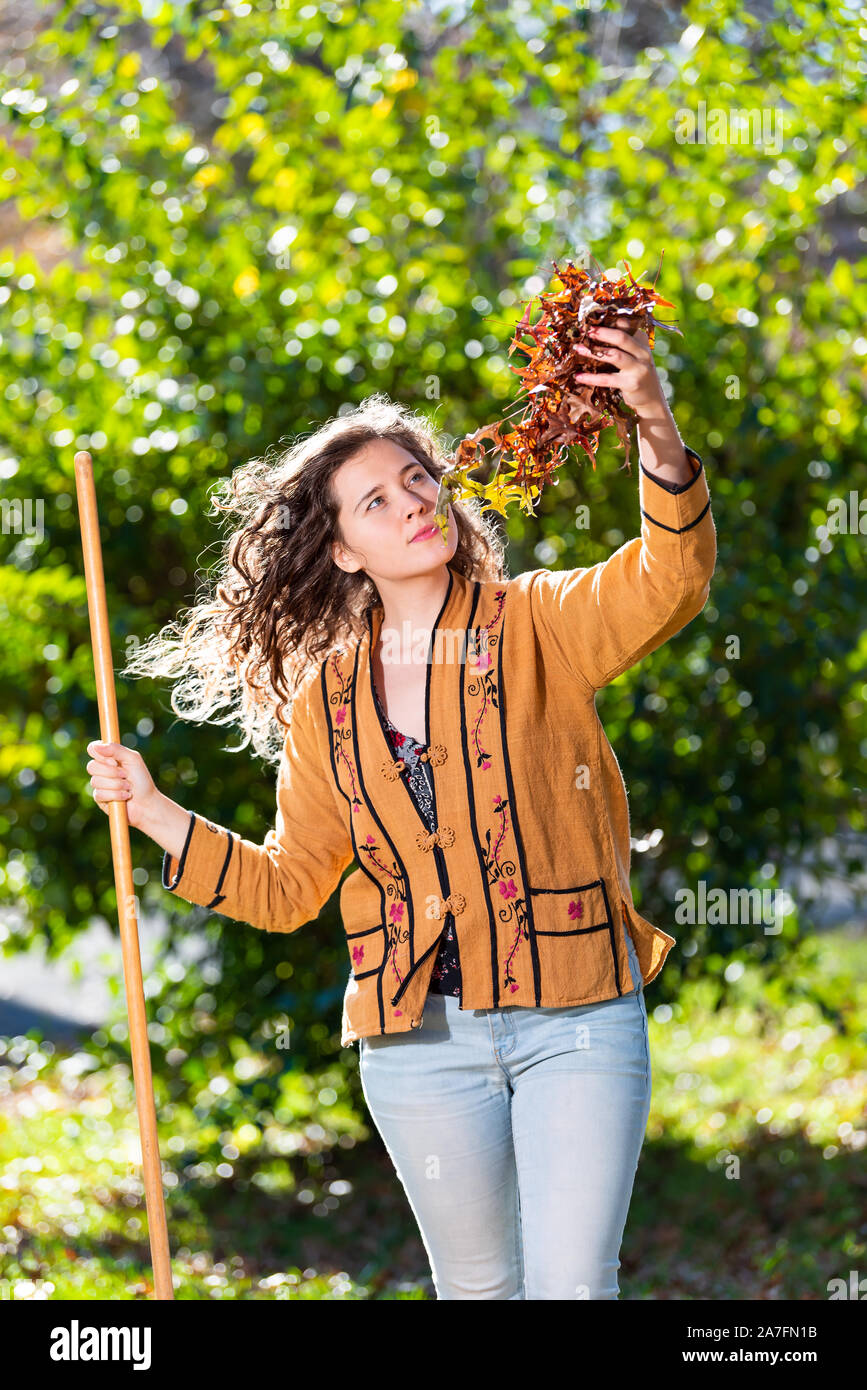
top-left (118, 53), bottom-right (140, 80)
top-left (193, 165), bottom-right (222, 189)
top-left (233, 267), bottom-right (259, 298)
top-left (388, 69), bottom-right (418, 91)
top-left (239, 113), bottom-right (266, 141)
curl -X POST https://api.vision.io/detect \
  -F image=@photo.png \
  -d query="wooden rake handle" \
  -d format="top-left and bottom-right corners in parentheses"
top-left (74, 451), bottom-right (174, 1301)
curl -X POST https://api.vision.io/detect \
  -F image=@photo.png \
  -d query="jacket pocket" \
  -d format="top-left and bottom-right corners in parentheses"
top-left (527, 877), bottom-right (614, 936)
top-left (340, 868), bottom-right (390, 980)
top-left (345, 920), bottom-right (387, 980)
top-left (526, 877), bottom-right (620, 1000)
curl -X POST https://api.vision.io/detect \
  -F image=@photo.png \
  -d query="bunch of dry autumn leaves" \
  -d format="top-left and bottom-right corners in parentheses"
top-left (433, 253), bottom-right (684, 540)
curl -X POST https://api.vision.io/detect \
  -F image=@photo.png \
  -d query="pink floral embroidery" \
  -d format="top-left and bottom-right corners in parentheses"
top-left (466, 593), bottom-right (505, 773)
top-left (471, 632), bottom-right (493, 673)
top-left (360, 837), bottom-right (404, 895)
top-left (352, 943), bottom-right (365, 966)
top-left (326, 650), bottom-right (410, 1006)
top-left (329, 654), bottom-right (361, 813)
top-left (357, 829), bottom-right (409, 1003)
top-left (464, 593), bottom-right (530, 997)
top-left (470, 683), bottom-right (494, 771)
top-left (481, 793), bottom-right (529, 994)
top-left (504, 910), bottom-right (529, 993)
top-left (491, 793), bottom-right (509, 865)
top-left (568, 898), bottom-right (583, 921)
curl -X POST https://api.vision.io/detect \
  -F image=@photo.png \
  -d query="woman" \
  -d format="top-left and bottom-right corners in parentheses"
top-left (86, 318), bottom-right (716, 1298)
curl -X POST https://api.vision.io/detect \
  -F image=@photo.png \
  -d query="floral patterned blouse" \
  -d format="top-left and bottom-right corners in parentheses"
top-left (372, 682), bottom-right (462, 998)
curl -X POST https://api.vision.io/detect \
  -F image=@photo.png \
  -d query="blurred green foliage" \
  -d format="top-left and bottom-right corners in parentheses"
top-left (0, 0), bottom-right (864, 1088)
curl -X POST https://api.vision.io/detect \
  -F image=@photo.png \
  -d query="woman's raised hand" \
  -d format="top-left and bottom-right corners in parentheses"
top-left (85, 740), bottom-right (159, 829)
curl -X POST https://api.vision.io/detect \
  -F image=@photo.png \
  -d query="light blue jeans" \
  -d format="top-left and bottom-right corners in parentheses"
top-left (359, 929), bottom-right (651, 1299)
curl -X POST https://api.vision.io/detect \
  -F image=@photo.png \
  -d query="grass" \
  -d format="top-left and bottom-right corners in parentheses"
top-left (1, 928), bottom-right (865, 1300)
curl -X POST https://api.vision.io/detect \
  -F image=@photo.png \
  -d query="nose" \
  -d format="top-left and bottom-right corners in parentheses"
top-left (405, 486), bottom-right (429, 517)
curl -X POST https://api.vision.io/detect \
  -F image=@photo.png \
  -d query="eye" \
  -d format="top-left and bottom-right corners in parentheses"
top-left (366, 470), bottom-right (426, 510)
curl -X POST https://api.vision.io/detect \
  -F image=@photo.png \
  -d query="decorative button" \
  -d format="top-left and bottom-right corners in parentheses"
top-left (381, 757), bottom-right (406, 781)
top-left (415, 825), bottom-right (456, 852)
top-left (419, 744), bottom-right (448, 766)
top-left (438, 892), bottom-right (466, 917)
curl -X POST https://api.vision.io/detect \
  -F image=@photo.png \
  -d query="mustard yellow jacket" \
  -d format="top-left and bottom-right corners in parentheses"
top-left (162, 445), bottom-right (716, 1047)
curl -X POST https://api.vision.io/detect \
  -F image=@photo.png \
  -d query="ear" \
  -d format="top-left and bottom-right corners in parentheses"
top-left (331, 538), bottom-right (360, 574)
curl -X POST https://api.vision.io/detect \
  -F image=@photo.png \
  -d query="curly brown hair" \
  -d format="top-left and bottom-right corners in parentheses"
top-left (121, 392), bottom-right (509, 767)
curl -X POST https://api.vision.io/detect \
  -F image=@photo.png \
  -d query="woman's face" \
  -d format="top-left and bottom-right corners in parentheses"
top-left (330, 438), bottom-right (459, 583)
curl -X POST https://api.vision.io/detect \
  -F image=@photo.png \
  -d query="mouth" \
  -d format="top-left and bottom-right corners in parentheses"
top-left (410, 524), bottom-right (439, 543)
